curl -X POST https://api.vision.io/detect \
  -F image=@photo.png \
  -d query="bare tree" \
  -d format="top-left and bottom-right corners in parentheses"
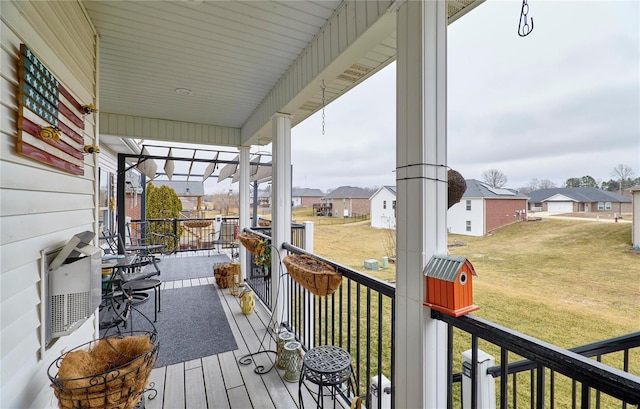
top-left (611, 164), bottom-right (635, 194)
top-left (481, 169), bottom-right (508, 188)
top-left (539, 179), bottom-right (556, 189)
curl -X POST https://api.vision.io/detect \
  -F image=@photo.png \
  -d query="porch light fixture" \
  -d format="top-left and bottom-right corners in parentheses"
top-left (174, 88), bottom-right (192, 96)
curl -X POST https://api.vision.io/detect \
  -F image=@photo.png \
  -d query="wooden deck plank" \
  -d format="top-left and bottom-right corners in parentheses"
top-left (163, 362), bottom-right (186, 409)
top-left (202, 355), bottom-right (230, 409)
top-left (219, 351), bottom-right (244, 389)
top-left (219, 288), bottom-right (309, 409)
top-left (227, 386), bottom-right (253, 409)
top-left (145, 366), bottom-right (165, 409)
top-left (136, 252), bottom-right (357, 409)
top-left (185, 366), bottom-right (207, 409)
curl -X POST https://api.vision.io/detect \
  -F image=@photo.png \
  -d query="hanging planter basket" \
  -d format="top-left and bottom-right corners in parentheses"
top-left (183, 220), bottom-right (212, 228)
top-left (48, 332), bottom-right (158, 409)
top-left (448, 169), bottom-right (467, 209)
top-left (238, 233), bottom-right (262, 254)
top-left (283, 254), bottom-right (342, 297)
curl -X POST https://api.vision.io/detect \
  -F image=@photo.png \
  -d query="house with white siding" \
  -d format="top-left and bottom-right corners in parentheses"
top-left (448, 179), bottom-right (529, 236)
top-left (373, 181), bottom-right (529, 236)
top-left (370, 186), bottom-right (397, 229)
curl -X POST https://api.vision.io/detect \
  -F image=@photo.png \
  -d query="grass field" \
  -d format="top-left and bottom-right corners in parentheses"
top-left (285, 209), bottom-right (640, 405)
top-left (291, 208), bottom-right (639, 381)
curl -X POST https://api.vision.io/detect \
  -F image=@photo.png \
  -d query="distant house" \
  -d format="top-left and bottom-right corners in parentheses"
top-left (527, 187), bottom-right (632, 214)
top-left (448, 179), bottom-right (529, 236)
top-left (292, 188), bottom-right (324, 208)
top-left (630, 185), bottom-right (640, 248)
top-left (257, 189), bottom-right (271, 208)
top-left (370, 186), bottom-right (397, 229)
top-left (370, 181), bottom-right (528, 236)
top-left (322, 186), bottom-right (372, 218)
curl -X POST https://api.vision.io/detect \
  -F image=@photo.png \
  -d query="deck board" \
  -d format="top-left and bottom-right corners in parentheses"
top-left (185, 366), bottom-right (207, 409)
top-left (163, 362), bottom-right (186, 408)
top-left (133, 255), bottom-right (351, 409)
top-left (202, 355), bottom-right (230, 409)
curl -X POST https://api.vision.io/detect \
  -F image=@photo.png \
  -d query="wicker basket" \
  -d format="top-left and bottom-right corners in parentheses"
top-left (48, 332), bottom-right (158, 409)
top-left (283, 254), bottom-right (342, 297)
top-left (238, 233), bottom-right (261, 254)
top-left (214, 263), bottom-right (239, 289)
top-left (183, 220), bottom-right (212, 228)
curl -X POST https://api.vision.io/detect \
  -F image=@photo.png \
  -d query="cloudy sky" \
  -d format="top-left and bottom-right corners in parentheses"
top-left (290, 0), bottom-right (639, 192)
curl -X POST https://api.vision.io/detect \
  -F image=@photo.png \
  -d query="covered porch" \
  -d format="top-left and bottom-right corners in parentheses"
top-left (1, 1), bottom-right (639, 408)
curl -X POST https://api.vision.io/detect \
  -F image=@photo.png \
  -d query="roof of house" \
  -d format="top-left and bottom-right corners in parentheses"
top-left (323, 186), bottom-right (372, 199)
top-left (149, 180), bottom-right (204, 196)
top-left (292, 188), bottom-right (324, 197)
top-left (368, 181), bottom-right (527, 201)
top-left (527, 187), bottom-right (632, 203)
top-left (461, 179), bottom-right (529, 200)
top-left (370, 185), bottom-right (396, 200)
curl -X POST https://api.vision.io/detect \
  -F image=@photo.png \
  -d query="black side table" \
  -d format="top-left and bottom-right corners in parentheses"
top-left (298, 345), bottom-right (356, 409)
top-left (121, 279), bottom-right (161, 322)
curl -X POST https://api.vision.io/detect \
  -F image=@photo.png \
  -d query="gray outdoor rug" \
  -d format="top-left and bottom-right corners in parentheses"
top-left (128, 284), bottom-right (238, 368)
top-left (146, 254), bottom-right (231, 281)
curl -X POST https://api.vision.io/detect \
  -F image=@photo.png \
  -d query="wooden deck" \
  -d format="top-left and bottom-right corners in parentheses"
top-left (144, 271), bottom-right (350, 409)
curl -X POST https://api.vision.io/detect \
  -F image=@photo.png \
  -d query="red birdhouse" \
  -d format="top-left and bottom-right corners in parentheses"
top-left (423, 254), bottom-right (479, 317)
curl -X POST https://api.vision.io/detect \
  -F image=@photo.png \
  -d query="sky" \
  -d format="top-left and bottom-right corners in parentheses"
top-left (289, 0), bottom-right (640, 193)
top-left (145, 0), bottom-right (639, 195)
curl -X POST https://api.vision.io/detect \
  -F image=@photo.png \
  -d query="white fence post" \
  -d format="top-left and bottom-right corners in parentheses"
top-left (303, 221), bottom-right (314, 253)
top-left (301, 221), bottom-right (315, 346)
top-left (462, 349), bottom-right (496, 409)
top-left (370, 374), bottom-right (392, 409)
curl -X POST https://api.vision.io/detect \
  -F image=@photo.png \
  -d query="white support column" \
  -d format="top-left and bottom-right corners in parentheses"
top-left (395, 1), bottom-right (449, 408)
top-left (271, 113), bottom-right (292, 328)
top-left (239, 146), bottom-right (251, 280)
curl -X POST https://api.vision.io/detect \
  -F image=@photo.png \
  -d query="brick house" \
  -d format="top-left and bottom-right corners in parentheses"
top-left (527, 187), bottom-right (632, 214)
top-left (292, 188), bottom-right (324, 208)
top-left (448, 179), bottom-right (529, 236)
top-left (322, 186), bottom-right (372, 218)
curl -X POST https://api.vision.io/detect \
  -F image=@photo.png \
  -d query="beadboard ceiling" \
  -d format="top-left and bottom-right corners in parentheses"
top-left (84, 0), bottom-right (481, 150)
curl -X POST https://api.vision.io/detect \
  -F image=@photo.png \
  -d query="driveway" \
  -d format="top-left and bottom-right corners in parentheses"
top-left (532, 211), bottom-right (632, 223)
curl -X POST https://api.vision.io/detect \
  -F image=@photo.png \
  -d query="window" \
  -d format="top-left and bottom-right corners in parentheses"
top-left (605, 202), bottom-right (612, 210)
top-left (392, 200), bottom-right (396, 210)
top-left (99, 169), bottom-right (112, 232)
top-left (598, 202), bottom-right (604, 210)
top-left (383, 200), bottom-right (387, 209)
top-left (466, 221), bottom-right (471, 232)
top-left (466, 200), bottom-right (471, 211)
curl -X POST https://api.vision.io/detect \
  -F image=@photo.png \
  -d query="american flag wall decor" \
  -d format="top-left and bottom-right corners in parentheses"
top-left (17, 44), bottom-right (87, 175)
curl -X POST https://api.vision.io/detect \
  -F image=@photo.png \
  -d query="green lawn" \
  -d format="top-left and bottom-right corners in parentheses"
top-left (293, 210), bottom-right (639, 394)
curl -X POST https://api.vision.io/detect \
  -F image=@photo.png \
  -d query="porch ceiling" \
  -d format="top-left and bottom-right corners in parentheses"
top-left (84, 0), bottom-right (482, 152)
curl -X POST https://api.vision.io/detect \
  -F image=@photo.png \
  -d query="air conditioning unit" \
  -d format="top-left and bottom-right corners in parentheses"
top-left (45, 231), bottom-right (101, 344)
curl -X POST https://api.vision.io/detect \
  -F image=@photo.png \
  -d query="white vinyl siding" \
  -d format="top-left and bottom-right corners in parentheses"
top-left (1, 2), bottom-right (97, 408)
top-left (370, 188), bottom-right (396, 229)
top-left (448, 198), bottom-right (485, 236)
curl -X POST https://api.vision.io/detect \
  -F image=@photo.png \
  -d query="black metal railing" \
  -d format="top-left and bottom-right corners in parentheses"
top-left (433, 311), bottom-right (640, 408)
top-left (243, 225), bottom-right (305, 309)
top-left (282, 242), bottom-right (395, 409)
top-left (131, 216), bottom-right (240, 254)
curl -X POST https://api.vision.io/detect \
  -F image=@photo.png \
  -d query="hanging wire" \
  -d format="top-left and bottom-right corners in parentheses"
top-left (518, 0), bottom-right (534, 37)
top-left (321, 80), bottom-right (326, 135)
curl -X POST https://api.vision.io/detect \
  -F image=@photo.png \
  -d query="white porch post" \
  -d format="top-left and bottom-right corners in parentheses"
top-left (395, 1), bottom-right (449, 408)
top-left (271, 113), bottom-right (292, 327)
top-left (239, 146), bottom-right (250, 280)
